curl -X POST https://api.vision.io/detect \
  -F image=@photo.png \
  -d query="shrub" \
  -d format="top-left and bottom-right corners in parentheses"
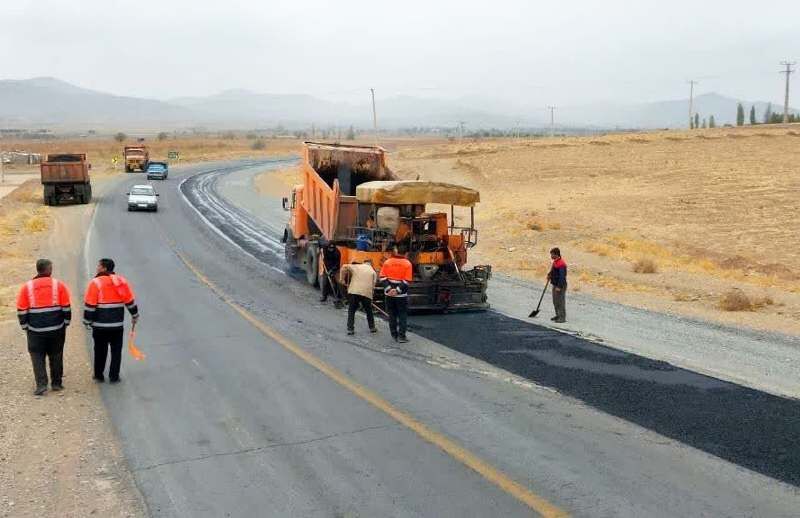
top-left (632, 258), bottom-right (658, 274)
top-left (251, 139), bottom-right (266, 150)
top-left (221, 131), bottom-right (237, 140)
top-left (157, 132), bottom-right (169, 141)
top-left (113, 132), bottom-right (127, 142)
top-left (718, 288), bottom-right (752, 311)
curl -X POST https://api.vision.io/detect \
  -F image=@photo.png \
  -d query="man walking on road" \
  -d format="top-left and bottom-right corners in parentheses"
top-left (547, 247), bottom-right (568, 323)
top-left (341, 260), bottom-right (378, 335)
top-left (16, 259), bottom-right (72, 395)
top-left (319, 241), bottom-right (343, 308)
top-left (83, 258), bottom-right (139, 383)
top-left (379, 246), bottom-right (413, 343)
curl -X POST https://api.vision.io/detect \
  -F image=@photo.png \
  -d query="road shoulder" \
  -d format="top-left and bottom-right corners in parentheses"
top-left (0, 179), bottom-right (145, 517)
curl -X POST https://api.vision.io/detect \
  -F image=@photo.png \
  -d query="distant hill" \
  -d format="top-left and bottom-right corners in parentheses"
top-left (0, 78), bottom-right (793, 130)
top-left (0, 77), bottom-right (193, 128)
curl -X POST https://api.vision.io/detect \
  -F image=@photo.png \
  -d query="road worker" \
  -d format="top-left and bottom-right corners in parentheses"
top-left (83, 258), bottom-right (139, 383)
top-left (379, 246), bottom-right (413, 343)
top-left (547, 247), bottom-right (568, 323)
top-left (341, 260), bottom-right (378, 335)
top-left (16, 259), bottom-right (72, 395)
top-left (319, 241), bottom-right (343, 307)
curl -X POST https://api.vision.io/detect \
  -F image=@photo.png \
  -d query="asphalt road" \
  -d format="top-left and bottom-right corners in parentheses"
top-left (85, 160), bottom-right (800, 517)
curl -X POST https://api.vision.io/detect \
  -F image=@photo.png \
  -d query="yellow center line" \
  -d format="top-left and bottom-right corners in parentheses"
top-left (175, 250), bottom-right (567, 517)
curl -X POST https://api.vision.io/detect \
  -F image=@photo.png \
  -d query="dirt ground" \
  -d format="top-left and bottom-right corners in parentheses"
top-left (0, 181), bottom-right (145, 517)
top-left (261, 126), bottom-right (800, 336)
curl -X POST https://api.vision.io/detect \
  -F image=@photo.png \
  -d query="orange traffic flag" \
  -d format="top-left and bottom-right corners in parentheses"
top-left (128, 326), bottom-right (146, 361)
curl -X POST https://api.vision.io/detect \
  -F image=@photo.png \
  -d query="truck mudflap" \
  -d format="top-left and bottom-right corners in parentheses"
top-left (376, 265), bottom-right (492, 312)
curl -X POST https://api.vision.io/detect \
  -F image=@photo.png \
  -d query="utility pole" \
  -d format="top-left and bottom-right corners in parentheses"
top-left (780, 61), bottom-right (796, 124)
top-left (370, 88), bottom-right (378, 146)
top-left (546, 106), bottom-right (556, 137)
top-left (687, 80), bottom-right (699, 129)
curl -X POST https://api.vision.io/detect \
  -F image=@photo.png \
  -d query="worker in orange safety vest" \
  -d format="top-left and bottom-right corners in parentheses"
top-left (16, 259), bottom-right (72, 395)
top-left (83, 258), bottom-right (139, 383)
top-left (379, 246), bottom-right (413, 343)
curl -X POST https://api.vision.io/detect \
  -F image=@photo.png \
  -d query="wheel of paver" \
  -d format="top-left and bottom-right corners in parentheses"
top-left (305, 246), bottom-right (320, 287)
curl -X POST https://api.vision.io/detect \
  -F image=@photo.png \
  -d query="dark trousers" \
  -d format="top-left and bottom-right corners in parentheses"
top-left (321, 270), bottom-right (341, 301)
top-left (27, 327), bottom-right (66, 388)
top-left (93, 327), bottom-right (124, 380)
top-left (347, 294), bottom-right (375, 331)
top-left (552, 284), bottom-right (567, 321)
top-left (385, 296), bottom-right (408, 338)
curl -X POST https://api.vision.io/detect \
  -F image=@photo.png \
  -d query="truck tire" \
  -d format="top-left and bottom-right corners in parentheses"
top-left (84, 184), bottom-right (92, 204)
top-left (305, 246), bottom-right (320, 287)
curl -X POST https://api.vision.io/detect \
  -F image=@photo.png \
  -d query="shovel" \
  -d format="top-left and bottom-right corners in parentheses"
top-left (528, 280), bottom-right (550, 318)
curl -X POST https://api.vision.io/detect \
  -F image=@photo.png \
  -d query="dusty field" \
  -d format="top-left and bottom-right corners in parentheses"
top-left (0, 181), bottom-right (145, 517)
top-left (263, 126), bottom-right (800, 335)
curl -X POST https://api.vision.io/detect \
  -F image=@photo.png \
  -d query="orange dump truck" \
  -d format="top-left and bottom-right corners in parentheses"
top-left (40, 153), bottom-right (92, 205)
top-left (281, 142), bottom-right (490, 311)
top-left (123, 145), bottom-right (149, 172)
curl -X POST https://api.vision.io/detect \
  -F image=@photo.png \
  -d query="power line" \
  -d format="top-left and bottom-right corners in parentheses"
top-left (780, 61), bottom-right (796, 124)
top-left (687, 80), bottom-right (699, 129)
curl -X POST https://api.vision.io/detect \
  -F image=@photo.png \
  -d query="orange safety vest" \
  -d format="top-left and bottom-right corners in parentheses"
top-left (16, 276), bottom-right (71, 333)
top-left (379, 256), bottom-right (413, 297)
top-left (83, 274), bottom-right (138, 328)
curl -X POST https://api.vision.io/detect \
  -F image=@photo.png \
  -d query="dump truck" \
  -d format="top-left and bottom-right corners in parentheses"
top-left (40, 153), bottom-right (92, 205)
top-left (281, 142), bottom-right (491, 311)
top-left (123, 145), bottom-right (149, 172)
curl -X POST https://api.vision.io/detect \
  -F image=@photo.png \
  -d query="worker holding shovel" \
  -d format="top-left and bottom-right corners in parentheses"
top-left (529, 247), bottom-right (568, 321)
top-left (548, 247), bottom-right (568, 323)
top-left (319, 241), bottom-right (343, 308)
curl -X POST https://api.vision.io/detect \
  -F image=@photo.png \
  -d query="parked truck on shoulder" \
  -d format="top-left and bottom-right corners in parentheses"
top-left (40, 153), bottom-right (92, 205)
top-left (282, 142), bottom-right (491, 311)
top-left (123, 145), bottom-right (149, 172)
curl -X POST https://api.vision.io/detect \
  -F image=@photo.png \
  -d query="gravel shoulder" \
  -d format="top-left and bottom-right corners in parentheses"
top-left (0, 179), bottom-right (145, 517)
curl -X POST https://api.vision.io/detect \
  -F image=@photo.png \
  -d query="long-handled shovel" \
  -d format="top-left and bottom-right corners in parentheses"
top-left (528, 280), bottom-right (550, 318)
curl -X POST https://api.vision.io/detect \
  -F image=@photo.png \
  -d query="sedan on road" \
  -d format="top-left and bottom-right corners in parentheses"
top-left (127, 184), bottom-right (159, 212)
top-left (146, 161), bottom-right (169, 180)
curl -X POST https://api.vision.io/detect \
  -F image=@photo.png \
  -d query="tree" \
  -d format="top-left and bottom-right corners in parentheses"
top-left (763, 103), bottom-right (772, 124)
top-left (709, 115), bottom-right (716, 128)
top-left (749, 105), bottom-right (757, 125)
top-left (701, 118), bottom-right (707, 129)
top-left (157, 132), bottom-right (168, 141)
top-left (736, 103), bottom-right (745, 126)
top-left (694, 113), bottom-right (700, 129)
top-left (346, 125), bottom-right (356, 140)
top-left (113, 132), bottom-right (127, 142)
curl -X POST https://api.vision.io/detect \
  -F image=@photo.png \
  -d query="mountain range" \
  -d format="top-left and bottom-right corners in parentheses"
top-left (0, 77), bottom-right (794, 131)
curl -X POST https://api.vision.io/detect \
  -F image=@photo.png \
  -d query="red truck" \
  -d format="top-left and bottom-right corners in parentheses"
top-left (40, 154), bottom-right (92, 205)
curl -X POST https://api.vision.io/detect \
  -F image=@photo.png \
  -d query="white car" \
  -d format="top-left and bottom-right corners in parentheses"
top-left (127, 184), bottom-right (159, 212)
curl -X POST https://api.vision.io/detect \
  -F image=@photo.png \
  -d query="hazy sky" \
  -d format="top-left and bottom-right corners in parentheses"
top-left (2, 0), bottom-right (798, 106)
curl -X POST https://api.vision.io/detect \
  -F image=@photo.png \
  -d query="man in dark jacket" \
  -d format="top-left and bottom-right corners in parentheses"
top-left (319, 241), bottom-right (343, 307)
top-left (547, 247), bottom-right (567, 323)
top-left (379, 246), bottom-right (413, 342)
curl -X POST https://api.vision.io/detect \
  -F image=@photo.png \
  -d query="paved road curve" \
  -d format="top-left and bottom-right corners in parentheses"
top-left (86, 161), bottom-right (800, 517)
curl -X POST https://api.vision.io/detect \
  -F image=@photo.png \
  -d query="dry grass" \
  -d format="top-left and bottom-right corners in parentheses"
top-left (390, 124), bottom-right (800, 334)
top-left (0, 181), bottom-right (52, 311)
top-left (1, 136), bottom-right (304, 177)
top-left (632, 258), bottom-right (658, 274)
